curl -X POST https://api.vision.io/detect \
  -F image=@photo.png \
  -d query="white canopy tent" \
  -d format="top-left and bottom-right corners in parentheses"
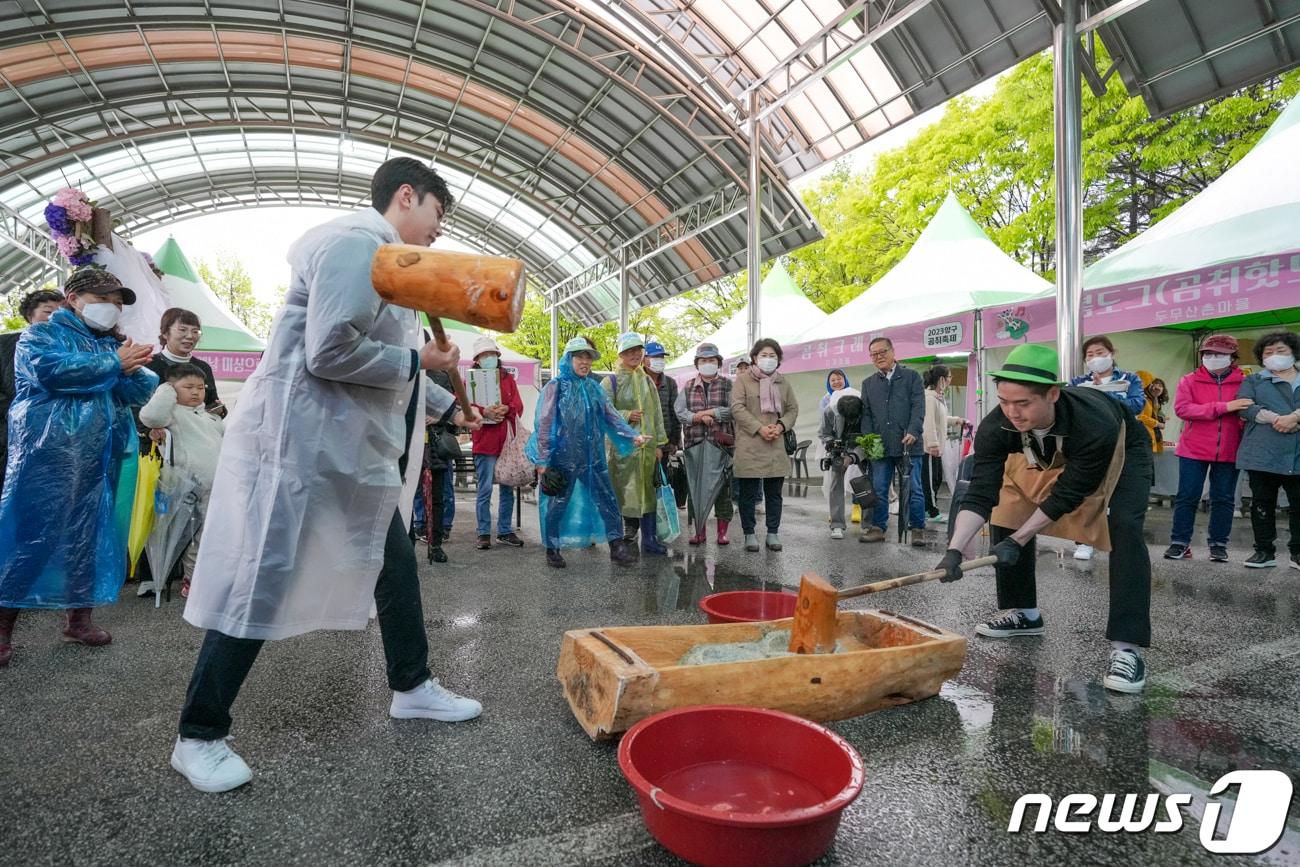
top-left (798, 193), bottom-right (1052, 343)
top-left (666, 260), bottom-right (826, 372)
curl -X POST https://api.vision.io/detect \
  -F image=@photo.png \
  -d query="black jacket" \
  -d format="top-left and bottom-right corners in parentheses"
top-left (961, 386), bottom-right (1153, 523)
top-left (860, 365), bottom-right (926, 457)
top-left (0, 331), bottom-right (21, 460)
top-left (422, 368), bottom-right (460, 472)
top-left (651, 371), bottom-right (681, 449)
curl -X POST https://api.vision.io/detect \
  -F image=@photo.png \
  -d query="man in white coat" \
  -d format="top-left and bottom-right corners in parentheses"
top-left (171, 158), bottom-right (482, 793)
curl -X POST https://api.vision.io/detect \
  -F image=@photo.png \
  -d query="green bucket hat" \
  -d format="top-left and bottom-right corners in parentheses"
top-left (617, 331), bottom-right (645, 354)
top-left (562, 336), bottom-right (600, 360)
top-left (990, 344), bottom-right (1064, 385)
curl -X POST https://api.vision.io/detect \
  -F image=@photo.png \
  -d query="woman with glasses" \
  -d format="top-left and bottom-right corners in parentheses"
top-left (146, 308), bottom-right (223, 418)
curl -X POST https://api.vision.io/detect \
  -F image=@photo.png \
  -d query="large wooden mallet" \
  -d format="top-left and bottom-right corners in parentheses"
top-left (371, 245), bottom-right (527, 422)
top-left (788, 556), bottom-right (999, 654)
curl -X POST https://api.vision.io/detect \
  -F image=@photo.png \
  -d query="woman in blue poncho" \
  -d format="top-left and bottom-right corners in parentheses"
top-left (527, 336), bottom-right (651, 569)
top-left (0, 267), bottom-right (158, 666)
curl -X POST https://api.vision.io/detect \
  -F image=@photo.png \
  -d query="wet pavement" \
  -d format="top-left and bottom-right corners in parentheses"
top-left (3, 484), bottom-right (1299, 866)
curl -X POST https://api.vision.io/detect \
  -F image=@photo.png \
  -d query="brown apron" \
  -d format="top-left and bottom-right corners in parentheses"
top-left (989, 423), bottom-right (1127, 551)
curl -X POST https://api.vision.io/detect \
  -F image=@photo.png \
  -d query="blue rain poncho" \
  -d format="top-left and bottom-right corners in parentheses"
top-left (0, 308), bottom-right (158, 608)
top-left (526, 350), bottom-right (642, 549)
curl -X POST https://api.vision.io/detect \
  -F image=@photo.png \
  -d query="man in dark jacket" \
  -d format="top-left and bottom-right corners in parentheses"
top-left (0, 289), bottom-right (63, 492)
top-left (859, 337), bottom-right (927, 546)
top-left (934, 344), bottom-right (1153, 694)
top-left (644, 340), bottom-right (682, 500)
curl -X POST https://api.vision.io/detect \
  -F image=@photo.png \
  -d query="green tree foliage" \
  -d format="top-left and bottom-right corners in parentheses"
top-left (786, 51), bottom-right (1300, 306)
top-left (195, 253), bottom-right (275, 337)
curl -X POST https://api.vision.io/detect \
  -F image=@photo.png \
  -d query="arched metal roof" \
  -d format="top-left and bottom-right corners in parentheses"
top-left (0, 0), bottom-right (821, 324)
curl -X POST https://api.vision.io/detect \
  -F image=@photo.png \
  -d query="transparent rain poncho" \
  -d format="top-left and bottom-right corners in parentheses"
top-left (526, 350), bottom-right (642, 549)
top-left (0, 308), bottom-right (158, 608)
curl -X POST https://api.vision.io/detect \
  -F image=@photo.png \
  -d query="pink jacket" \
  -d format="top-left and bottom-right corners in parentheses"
top-left (1173, 366), bottom-right (1245, 463)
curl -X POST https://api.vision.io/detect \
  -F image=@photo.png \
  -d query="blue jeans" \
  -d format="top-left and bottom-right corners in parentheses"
top-left (442, 470), bottom-right (456, 531)
top-left (473, 454), bottom-right (515, 536)
top-left (871, 456), bottom-right (926, 531)
top-left (1171, 457), bottom-right (1238, 547)
top-left (412, 486), bottom-right (426, 531)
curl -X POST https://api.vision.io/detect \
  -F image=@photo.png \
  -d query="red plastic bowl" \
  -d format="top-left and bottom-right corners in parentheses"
top-left (698, 590), bottom-right (798, 624)
top-left (618, 706), bottom-right (865, 867)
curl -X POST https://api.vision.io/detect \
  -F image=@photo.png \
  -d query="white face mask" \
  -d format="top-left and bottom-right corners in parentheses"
top-left (1263, 354), bottom-right (1295, 372)
top-left (697, 362), bottom-right (719, 377)
top-left (1085, 354), bottom-right (1113, 374)
top-left (648, 358), bottom-right (666, 373)
top-left (80, 301), bottom-right (121, 331)
top-left (1202, 354), bottom-right (1232, 372)
top-left (756, 356), bottom-right (779, 374)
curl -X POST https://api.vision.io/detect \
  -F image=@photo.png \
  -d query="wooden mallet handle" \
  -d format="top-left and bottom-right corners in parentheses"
top-left (836, 555), bottom-right (1000, 600)
top-left (427, 317), bottom-right (478, 424)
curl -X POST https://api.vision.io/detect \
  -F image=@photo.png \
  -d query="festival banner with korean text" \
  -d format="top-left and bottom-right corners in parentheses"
top-left (778, 311), bottom-right (977, 375)
top-left (193, 351), bottom-right (263, 381)
top-left (981, 251), bottom-right (1300, 348)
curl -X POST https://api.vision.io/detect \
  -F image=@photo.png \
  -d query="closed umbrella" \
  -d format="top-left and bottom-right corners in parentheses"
top-left (145, 466), bottom-right (203, 607)
top-left (683, 441), bottom-right (732, 530)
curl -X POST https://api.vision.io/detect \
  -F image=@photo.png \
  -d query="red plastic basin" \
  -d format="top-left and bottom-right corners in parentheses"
top-left (698, 590), bottom-right (798, 624)
top-left (618, 706), bottom-right (865, 867)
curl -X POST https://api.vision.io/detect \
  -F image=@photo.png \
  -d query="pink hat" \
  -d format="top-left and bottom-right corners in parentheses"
top-left (1199, 334), bottom-right (1238, 355)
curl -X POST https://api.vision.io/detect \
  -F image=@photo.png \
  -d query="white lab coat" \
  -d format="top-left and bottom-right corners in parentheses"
top-left (183, 209), bottom-right (455, 640)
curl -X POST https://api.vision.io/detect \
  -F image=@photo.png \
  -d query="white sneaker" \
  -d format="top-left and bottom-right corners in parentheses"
top-left (389, 678), bottom-right (482, 722)
top-left (136, 581), bottom-right (155, 597)
top-left (1074, 544), bottom-right (1094, 561)
top-left (830, 527), bottom-right (845, 540)
top-left (170, 736), bottom-right (253, 793)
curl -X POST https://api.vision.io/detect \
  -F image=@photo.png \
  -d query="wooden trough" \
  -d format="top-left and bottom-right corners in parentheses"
top-left (557, 610), bottom-right (966, 740)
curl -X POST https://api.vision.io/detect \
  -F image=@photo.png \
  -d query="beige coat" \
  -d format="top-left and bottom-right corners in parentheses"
top-left (731, 371), bottom-right (799, 479)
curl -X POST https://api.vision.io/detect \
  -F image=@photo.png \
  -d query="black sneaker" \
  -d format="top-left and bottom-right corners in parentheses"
top-left (476, 535), bottom-right (491, 550)
top-left (1244, 550), bottom-right (1276, 568)
top-left (1163, 543), bottom-right (1191, 560)
top-left (496, 533), bottom-right (524, 548)
top-left (1103, 649), bottom-right (1146, 693)
top-left (545, 548), bottom-right (566, 569)
top-left (1208, 545), bottom-right (1229, 563)
top-left (975, 610), bottom-right (1045, 638)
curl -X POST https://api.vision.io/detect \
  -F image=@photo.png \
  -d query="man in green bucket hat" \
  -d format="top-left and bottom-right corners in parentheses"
top-left (934, 343), bottom-right (1155, 693)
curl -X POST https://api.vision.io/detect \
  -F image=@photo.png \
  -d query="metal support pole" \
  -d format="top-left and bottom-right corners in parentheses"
top-left (1053, 0), bottom-right (1084, 382)
top-left (746, 90), bottom-right (763, 349)
top-left (550, 300), bottom-right (559, 377)
top-left (618, 250), bottom-right (630, 333)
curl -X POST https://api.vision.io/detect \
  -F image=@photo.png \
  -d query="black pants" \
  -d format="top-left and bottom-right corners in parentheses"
top-left (424, 467), bottom-right (446, 543)
top-left (178, 510), bottom-right (432, 740)
top-left (1247, 470), bottom-right (1300, 556)
top-left (920, 454), bottom-right (944, 517)
top-left (991, 457), bottom-right (1153, 647)
top-left (738, 477), bottom-right (783, 534)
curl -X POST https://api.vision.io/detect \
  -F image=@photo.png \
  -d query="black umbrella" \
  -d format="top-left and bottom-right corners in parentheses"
top-left (683, 441), bottom-right (732, 530)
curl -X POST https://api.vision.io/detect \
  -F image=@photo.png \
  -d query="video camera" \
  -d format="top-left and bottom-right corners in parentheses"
top-left (819, 439), bottom-right (857, 472)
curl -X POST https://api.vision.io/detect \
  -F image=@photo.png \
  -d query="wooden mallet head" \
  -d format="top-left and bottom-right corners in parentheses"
top-left (788, 572), bottom-right (840, 655)
top-left (371, 245), bottom-right (527, 333)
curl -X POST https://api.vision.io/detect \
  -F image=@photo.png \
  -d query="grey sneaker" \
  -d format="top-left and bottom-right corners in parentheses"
top-left (744, 534), bottom-right (760, 552)
top-left (1103, 649), bottom-right (1146, 694)
top-left (765, 533), bottom-right (782, 551)
top-left (975, 610), bottom-right (1045, 638)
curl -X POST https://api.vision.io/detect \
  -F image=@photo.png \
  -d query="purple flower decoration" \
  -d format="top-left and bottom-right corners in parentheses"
top-left (44, 203), bottom-right (73, 235)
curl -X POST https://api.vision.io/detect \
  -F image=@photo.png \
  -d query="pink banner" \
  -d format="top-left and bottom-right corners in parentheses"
top-left (779, 312), bottom-right (977, 375)
top-left (193, 350), bottom-right (263, 381)
top-left (982, 251), bottom-right (1300, 348)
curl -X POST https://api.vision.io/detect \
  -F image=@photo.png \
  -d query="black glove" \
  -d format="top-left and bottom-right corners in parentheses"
top-left (990, 537), bottom-right (1023, 566)
top-left (540, 467), bottom-right (567, 497)
top-left (936, 549), bottom-right (963, 583)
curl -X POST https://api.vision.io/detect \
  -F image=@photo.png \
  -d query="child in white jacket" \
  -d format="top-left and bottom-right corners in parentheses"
top-left (139, 363), bottom-right (225, 597)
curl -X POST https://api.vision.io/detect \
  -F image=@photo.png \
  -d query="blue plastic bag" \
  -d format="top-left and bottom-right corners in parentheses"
top-left (656, 464), bottom-right (681, 543)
